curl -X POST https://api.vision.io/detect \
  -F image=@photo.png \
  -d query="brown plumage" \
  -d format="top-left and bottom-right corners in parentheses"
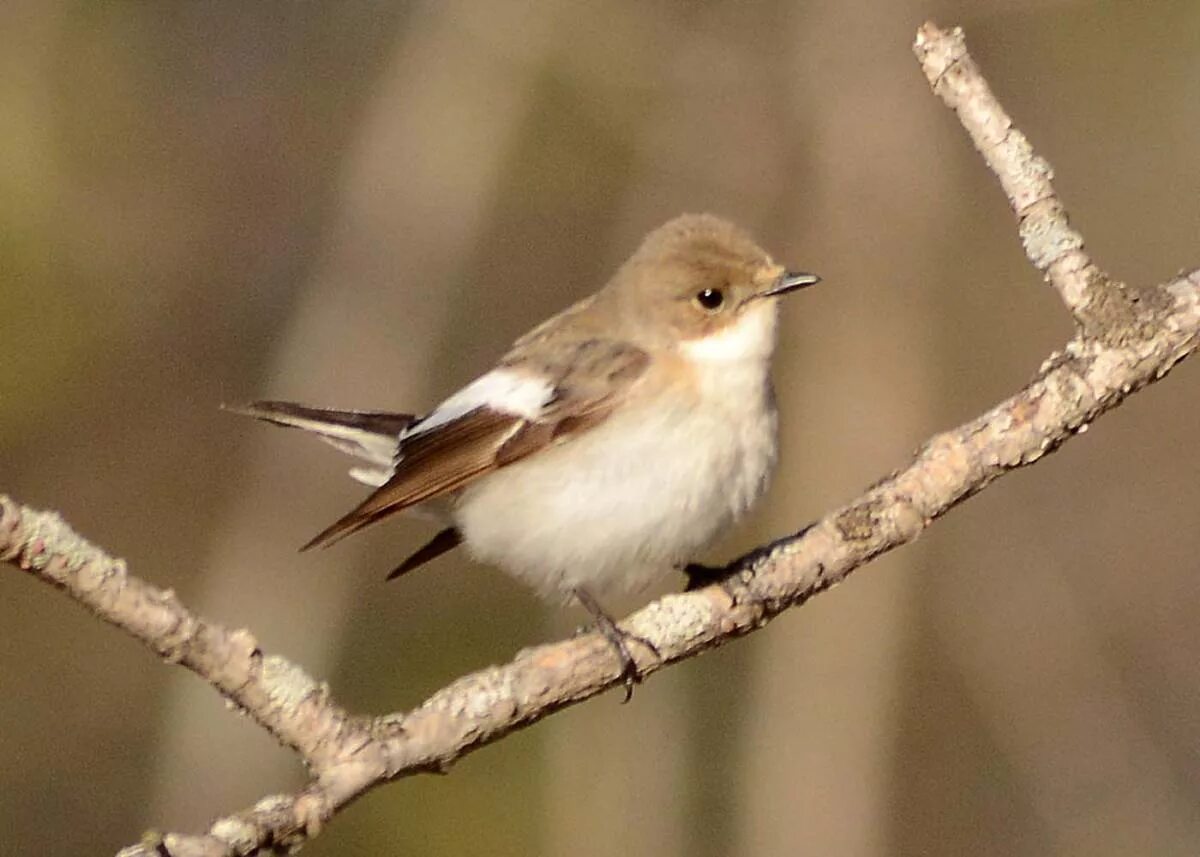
top-left (231, 214), bottom-right (817, 593)
top-left (232, 213), bottom-right (820, 697)
top-left (299, 339), bottom-right (650, 550)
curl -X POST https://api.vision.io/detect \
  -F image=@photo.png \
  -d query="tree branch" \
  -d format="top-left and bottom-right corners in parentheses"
top-left (2, 22), bottom-right (1196, 857)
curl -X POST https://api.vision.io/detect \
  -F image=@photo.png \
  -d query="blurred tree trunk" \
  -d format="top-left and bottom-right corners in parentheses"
top-left (732, 3), bottom-right (943, 854)
top-left (144, 1), bottom-right (544, 828)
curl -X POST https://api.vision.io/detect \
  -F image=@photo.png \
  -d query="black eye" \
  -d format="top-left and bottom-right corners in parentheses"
top-left (695, 288), bottom-right (725, 311)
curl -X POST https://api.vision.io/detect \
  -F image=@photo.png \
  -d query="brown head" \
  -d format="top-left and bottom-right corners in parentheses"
top-left (601, 214), bottom-right (818, 351)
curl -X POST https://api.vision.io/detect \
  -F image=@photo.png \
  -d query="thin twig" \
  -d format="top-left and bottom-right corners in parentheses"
top-left (1, 22), bottom-right (1196, 857)
top-left (912, 23), bottom-right (1167, 342)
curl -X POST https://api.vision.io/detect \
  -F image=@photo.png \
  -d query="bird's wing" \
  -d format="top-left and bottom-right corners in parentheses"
top-left (303, 339), bottom-right (650, 549)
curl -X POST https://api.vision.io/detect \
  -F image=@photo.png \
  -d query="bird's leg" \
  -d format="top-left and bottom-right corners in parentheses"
top-left (573, 587), bottom-right (658, 703)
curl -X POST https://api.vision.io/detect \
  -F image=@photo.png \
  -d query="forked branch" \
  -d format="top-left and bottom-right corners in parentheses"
top-left (2, 22), bottom-right (1197, 857)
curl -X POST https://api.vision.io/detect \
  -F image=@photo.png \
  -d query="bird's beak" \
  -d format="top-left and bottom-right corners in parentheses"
top-left (759, 270), bottom-right (821, 299)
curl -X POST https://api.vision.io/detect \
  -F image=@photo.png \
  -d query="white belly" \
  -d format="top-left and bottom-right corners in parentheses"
top-left (453, 381), bottom-right (777, 602)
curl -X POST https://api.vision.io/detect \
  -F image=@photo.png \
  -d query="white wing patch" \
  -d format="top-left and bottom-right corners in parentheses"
top-left (404, 368), bottom-right (554, 439)
top-left (246, 410), bottom-right (399, 466)
top-left (349, 466), bottom-right (392, 487)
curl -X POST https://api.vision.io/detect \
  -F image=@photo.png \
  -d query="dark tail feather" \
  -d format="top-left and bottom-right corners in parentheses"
top-left (386, 527), bottom-right (462, 580)
top-left (223, 400), bottom-right (413, 482)
top-left (222, 400), bottom-right (414, 437)
top-left (226, 399), bottom-right (426, 549)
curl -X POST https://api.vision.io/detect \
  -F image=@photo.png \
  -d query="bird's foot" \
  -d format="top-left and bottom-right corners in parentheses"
top-left (573, 588), bottom-right (659, 703)
top-left (680, 561), bottom-right (756, 612)
top-left (680, 561), bottom-right (731, 592)
top-left (681, 523), bottom-right (819, 608)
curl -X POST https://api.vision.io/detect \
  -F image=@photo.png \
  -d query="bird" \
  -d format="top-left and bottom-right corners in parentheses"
top-left (229, 213), bottom-right (819, 694)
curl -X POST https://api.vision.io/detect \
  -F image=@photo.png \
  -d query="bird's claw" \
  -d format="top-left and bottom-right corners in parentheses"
top-left (573, 587), bottom-right (658, 702)
top-left (595, 616), bottom-right (659, 703)
top-left (681, 561), bottom-right (730, 592)
top-left (681, 561), bottom-right (766, 613)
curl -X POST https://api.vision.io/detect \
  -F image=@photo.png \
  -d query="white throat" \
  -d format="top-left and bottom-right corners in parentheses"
top-left (680, 301), bottom-right (779, 365)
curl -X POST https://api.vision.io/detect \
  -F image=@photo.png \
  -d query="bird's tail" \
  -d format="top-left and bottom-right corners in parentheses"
top-left (223, 400), bottom-right (413, 486)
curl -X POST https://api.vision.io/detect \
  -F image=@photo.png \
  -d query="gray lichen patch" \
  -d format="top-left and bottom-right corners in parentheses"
top-left (421, 665), bottom-right (517, 720)
top-left (3, 500), bottom-right (122, 578)
top-left (253, 794), bottom-right (294, 814)
top-left (835, 497), bottom-right (886, 543)
top-left (262, 655), bottom-right (323, 710)
top-left (1079, 273), bottom-right (1172, 347)
top-left (210, 815), bottom-right (258, 852)
top-left (1018, 200), bottom-right (1084, 274)
top-left (626, 592), bottom-right (714, 652)
top-left (996, 129), bottom-right (1056, 211)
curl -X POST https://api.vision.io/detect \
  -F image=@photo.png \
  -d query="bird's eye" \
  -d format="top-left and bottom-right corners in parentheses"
top-left (694, 288), bottom-right (725, 311)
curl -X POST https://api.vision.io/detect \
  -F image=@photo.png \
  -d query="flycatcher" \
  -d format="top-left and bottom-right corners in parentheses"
top-left (231, 213), bottom-right (818, 692)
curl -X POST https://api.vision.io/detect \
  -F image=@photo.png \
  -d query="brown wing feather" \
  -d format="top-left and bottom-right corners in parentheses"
top-left (304, 338), bottom-right (650, 550)
top-left (302, 408), bottom-right (523, 548)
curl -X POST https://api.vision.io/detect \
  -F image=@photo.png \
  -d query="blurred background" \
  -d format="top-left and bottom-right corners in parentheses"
top-left (2, 1), bottom-right (1199, 855)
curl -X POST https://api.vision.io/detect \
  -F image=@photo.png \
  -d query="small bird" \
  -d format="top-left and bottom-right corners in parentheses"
top-left (231, 214), bottom-right (818, 692)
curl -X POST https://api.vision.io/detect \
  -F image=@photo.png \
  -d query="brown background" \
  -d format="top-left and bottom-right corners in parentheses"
top-left (2, 2), bottom-right (1198, 855)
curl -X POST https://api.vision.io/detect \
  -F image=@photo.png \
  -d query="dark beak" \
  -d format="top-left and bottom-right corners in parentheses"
top-left (761, 270), bottom-right (820, 298)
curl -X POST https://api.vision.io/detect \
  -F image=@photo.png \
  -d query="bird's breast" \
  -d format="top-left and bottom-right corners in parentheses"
top-left (453, 349), bottom-right (778, 601)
